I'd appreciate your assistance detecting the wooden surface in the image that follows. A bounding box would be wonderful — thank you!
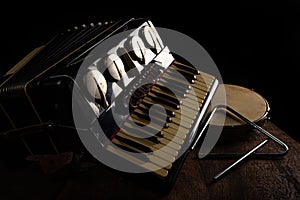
[0,121,299,200]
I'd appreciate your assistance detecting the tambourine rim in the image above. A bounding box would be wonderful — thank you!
[210,84,271,129]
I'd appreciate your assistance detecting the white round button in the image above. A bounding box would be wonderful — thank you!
[140,25,162,53]
[105,53,126,81]
[129,35,146,63]
[83,69,107,100]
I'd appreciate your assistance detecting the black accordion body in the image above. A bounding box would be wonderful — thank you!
[0,18,219,191]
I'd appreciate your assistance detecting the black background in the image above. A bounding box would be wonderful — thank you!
[0,1,299,142]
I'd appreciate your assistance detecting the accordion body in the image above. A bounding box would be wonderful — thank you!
[0,18,219,191]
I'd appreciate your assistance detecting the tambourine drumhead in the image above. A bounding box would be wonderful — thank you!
[209,84,270,128]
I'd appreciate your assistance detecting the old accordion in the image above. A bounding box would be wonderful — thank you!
[0,18,219,190]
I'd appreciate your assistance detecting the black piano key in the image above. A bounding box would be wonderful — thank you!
[154,84,188,98]
[133,109,172,123]
[125,118,165,140]
[137,103,175,118]
[114,135,152,152]
[160,76,191,91]
[146,94,180,110]
[172,61,201,75]
[142,98,177,113]
[165,70,196,84]
[150,90,182,106]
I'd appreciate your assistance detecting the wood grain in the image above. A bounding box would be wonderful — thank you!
[0,121,299,200]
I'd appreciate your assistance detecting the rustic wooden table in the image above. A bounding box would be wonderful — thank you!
[0,121,299,200]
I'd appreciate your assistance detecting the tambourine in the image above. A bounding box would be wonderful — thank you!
[208,84,270,141]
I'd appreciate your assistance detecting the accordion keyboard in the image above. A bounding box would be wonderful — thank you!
[104,60,218,178]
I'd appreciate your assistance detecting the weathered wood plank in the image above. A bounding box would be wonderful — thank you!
[0,122,299,200]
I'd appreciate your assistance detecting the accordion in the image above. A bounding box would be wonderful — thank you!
[0,18,219,191]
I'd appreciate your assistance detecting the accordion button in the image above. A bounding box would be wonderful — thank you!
[105,53,126,81]
[83,69,107,100]
[129,35,146,64]
[140,25,162,54]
